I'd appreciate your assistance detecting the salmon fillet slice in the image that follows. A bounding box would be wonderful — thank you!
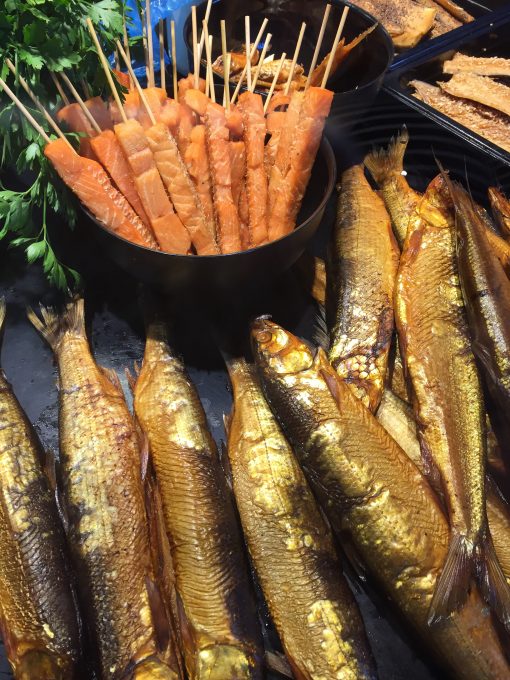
[90,130,152,230]
[146,123,219,255]
[265,110,286,180]
[237,91,268,246]
[230,140,249,247]
[160,98,181,136]
[110,90,140,124]
[137,87,167,128]
[268,86,333,240]
[183,90,244,138]
[183,124,216,230]
[267,91,304,216]
[178,74,206,101]
[57,103,98,160]
[114,119,191,254]
[411,80,510,153]
[44,138,158,249]
[176,102,197,158]
[205,102,242,253]
[443,53,510,77]
[85,96,113,131]
[440,73,510,118]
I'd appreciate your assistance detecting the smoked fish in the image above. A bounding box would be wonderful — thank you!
[364,128,422,248]
[28,299,177,680]
[133,308,263,680]
[327,165,399,411]
[395,175,510,626]
[0,299,82,680]
[251,318,510,680]
[226,358,377,680]
[489,186,510,241]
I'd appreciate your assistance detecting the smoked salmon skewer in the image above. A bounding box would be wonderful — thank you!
[268,87,333,240]
[184,124,216,230]
[205,102,242,253]
[45,138,158,249]
[115,118,191,254]
[237,91,268,246]
[146,123,219,254]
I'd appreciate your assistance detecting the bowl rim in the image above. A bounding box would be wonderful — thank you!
[84,136,337,260]
[182,0,395,98]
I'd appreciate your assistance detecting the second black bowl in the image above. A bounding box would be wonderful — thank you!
[85,138,336,301]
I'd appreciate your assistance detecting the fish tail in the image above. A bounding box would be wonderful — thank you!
[0,297,6,337]
[476,532,510,630]
[428,532,472,625]
[27,297,85,351]
[364,127,409,186]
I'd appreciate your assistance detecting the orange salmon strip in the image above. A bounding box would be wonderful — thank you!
[184,124,216,232]
[45,138,158,249]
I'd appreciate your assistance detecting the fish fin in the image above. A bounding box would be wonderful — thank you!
[345,23,378,51]
[475,532,510,630]
[219,439,234,491]
[139,431,150,482]
[223,412,232,436]
[316,348,344,413]
[364,127,409,186]
[265,651,292,678]
[99,365,122,391]
[313,304,329,350]
[428,532,473,625]
[43,448,57,492]
[125,367,137,395]
[27,297,86,351]
[0,297,5,340]
[145,576,171,653]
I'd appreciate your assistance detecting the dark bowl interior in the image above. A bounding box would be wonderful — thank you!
[85,138,336,301]
[183,0,393,136]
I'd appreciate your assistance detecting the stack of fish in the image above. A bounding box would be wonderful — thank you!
[2,131,510,679]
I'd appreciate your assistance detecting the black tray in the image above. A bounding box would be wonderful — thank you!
[385,7,510,169]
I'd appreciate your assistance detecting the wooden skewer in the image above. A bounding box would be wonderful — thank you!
[284,21,306,95]
[5,60,73,149]
[59,72,101,134]
[220,20,230,110]
[203,22,215,103]
[146,0,155,87]
[86,17,128,124]
[197,0,213,65]
[305,4,331,90]
[141,8,150,84]
[171,19,178,100]
[159,18,166,91]
[321,6,349,88]
[122,12,133,87]
[231,18,268,104]
[50,71,70,106]
[250,32,271,93]
[245,16,251,91]
[0,77,51,143]
[191,6,199,89]
[117,40,157,126]
[264,51,286,113]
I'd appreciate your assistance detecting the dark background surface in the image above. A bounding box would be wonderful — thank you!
[1,41,510,680]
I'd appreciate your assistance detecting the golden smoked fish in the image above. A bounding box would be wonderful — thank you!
[327,165,399,411]
[251,318,510,680]
[489,186,510,242]
[225,358,377,680]
[28,299,177,680]
[0,299,82,680]
[364,129,422,248]
[133,310,262,680]
[395,175,510,626]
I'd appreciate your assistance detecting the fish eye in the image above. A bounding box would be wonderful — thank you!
[255,329,273,344]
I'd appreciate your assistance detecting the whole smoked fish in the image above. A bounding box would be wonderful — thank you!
[134,308,262,679]
[226,358,377,680]
[0,299,82,680]
[395,175,510,626]
[28,299,177,680]
[252,318,510,680]
[327,165,399,411]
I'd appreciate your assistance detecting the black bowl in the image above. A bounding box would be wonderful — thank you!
[85,138,336,299]
[183,0,394,136]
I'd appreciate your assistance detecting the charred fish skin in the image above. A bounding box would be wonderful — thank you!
[489,187,510,241]
[134,315,263,680]
[364,128,422,248]
[251,318,510,680]
[28,299,174,680]
[226,358,377,680]
[327,165,399,412]
[0,299,82,680]
[395,175,510,627]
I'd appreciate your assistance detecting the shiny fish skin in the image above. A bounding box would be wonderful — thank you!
[489,186,510,241]
[364,129,422,248]
[226,358,377,680]
[327,165,399,411]
[28,299,176,680]
[394,175,510,626]
[134,312,262,680]
[0,299,82,680]
[251,318,510,680]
